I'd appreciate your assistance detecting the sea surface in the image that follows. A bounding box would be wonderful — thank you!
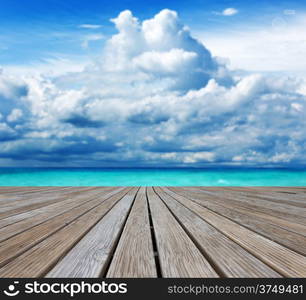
[0,168,305,186]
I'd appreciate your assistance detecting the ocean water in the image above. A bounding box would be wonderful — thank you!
[0,168,305,186]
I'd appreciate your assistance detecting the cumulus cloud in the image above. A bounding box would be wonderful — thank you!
[0,9,305,167]
[100,9,223,91]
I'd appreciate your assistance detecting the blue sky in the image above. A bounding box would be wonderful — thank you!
[0,0,306,167]
[1,0,304,66]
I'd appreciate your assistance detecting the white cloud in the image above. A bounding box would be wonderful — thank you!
[133,48,198,74]
[222,8,238,16]
[0,9,305,167]
[199,15,306,73]
[7,109,23,122]
[215,8,239,16]
[79,24,102,29]
[81,34,105,49]
[0,73,28,100]
[4,56,87,76]
[0,122,15,134]
[270,152,294,163]
[101,9,220,91]
[183,152,216,163]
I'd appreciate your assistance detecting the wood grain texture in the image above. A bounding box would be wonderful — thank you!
[170,187,306,255]
[0,188,117,242]
[47,188,137,278]
[0,187,69,202]
[106,187,157,278]
[194,187,306,222]
[0,188,99,220]
[0,187,305,278]
[155,187,281,278]
[182,187,306,237]
[0,187,88,207]
[147,187,218,278]
[0,187,114,213]
[0,188,130,276]
[162,187,306,277]
[213,187,306,207]
[0,187,77,208]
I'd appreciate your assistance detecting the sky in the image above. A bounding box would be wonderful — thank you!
[0,0,306,167]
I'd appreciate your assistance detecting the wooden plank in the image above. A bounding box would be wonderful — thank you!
[0,187,53,200]
[0,187,106,219]
[147,187,218,278]
[47,188,137,278]
[184,188,306,237]
[207,187,306,199]
[0,187,77,208]
[0,188,117,242]
[185,187,306,222]
[182,186,306,206]
[220,188,306,207]
[0,187,131,277]
[0,187,65,199]
[187,187,306,242]
[0,187,112,227]
[106,187,157,278]
[170,187,306,255]
[0,193,80,221]
[155,187,280,278]
[0,187,128,270]
[0,187,64,193]
[162,187,306,277]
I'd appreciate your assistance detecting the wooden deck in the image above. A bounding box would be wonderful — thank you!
[0,186,305,278]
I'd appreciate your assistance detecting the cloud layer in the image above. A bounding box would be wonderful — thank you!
[0,9,305,167]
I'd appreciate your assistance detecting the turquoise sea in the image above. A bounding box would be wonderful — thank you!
[0,168,305,186]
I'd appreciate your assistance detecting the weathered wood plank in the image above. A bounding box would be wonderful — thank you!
[170,187,306,255]
[47,188,137,278]
[0,187,77,208]
[0,188,117,242]
[0,187,129,272]
[182,188,306,237]
[0,187,75,204]
[0,187,112,226]
[162,187,306,277]
[0,187,65,198]
[155,187,280,278]
[218,188,306,207]
[106,187,157,278]
[0,188,131,277]
[0,187,108,214]
[183,187,306,222]
[147,187,218,278]
[0,197,62,219]
[0,186,304,278]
